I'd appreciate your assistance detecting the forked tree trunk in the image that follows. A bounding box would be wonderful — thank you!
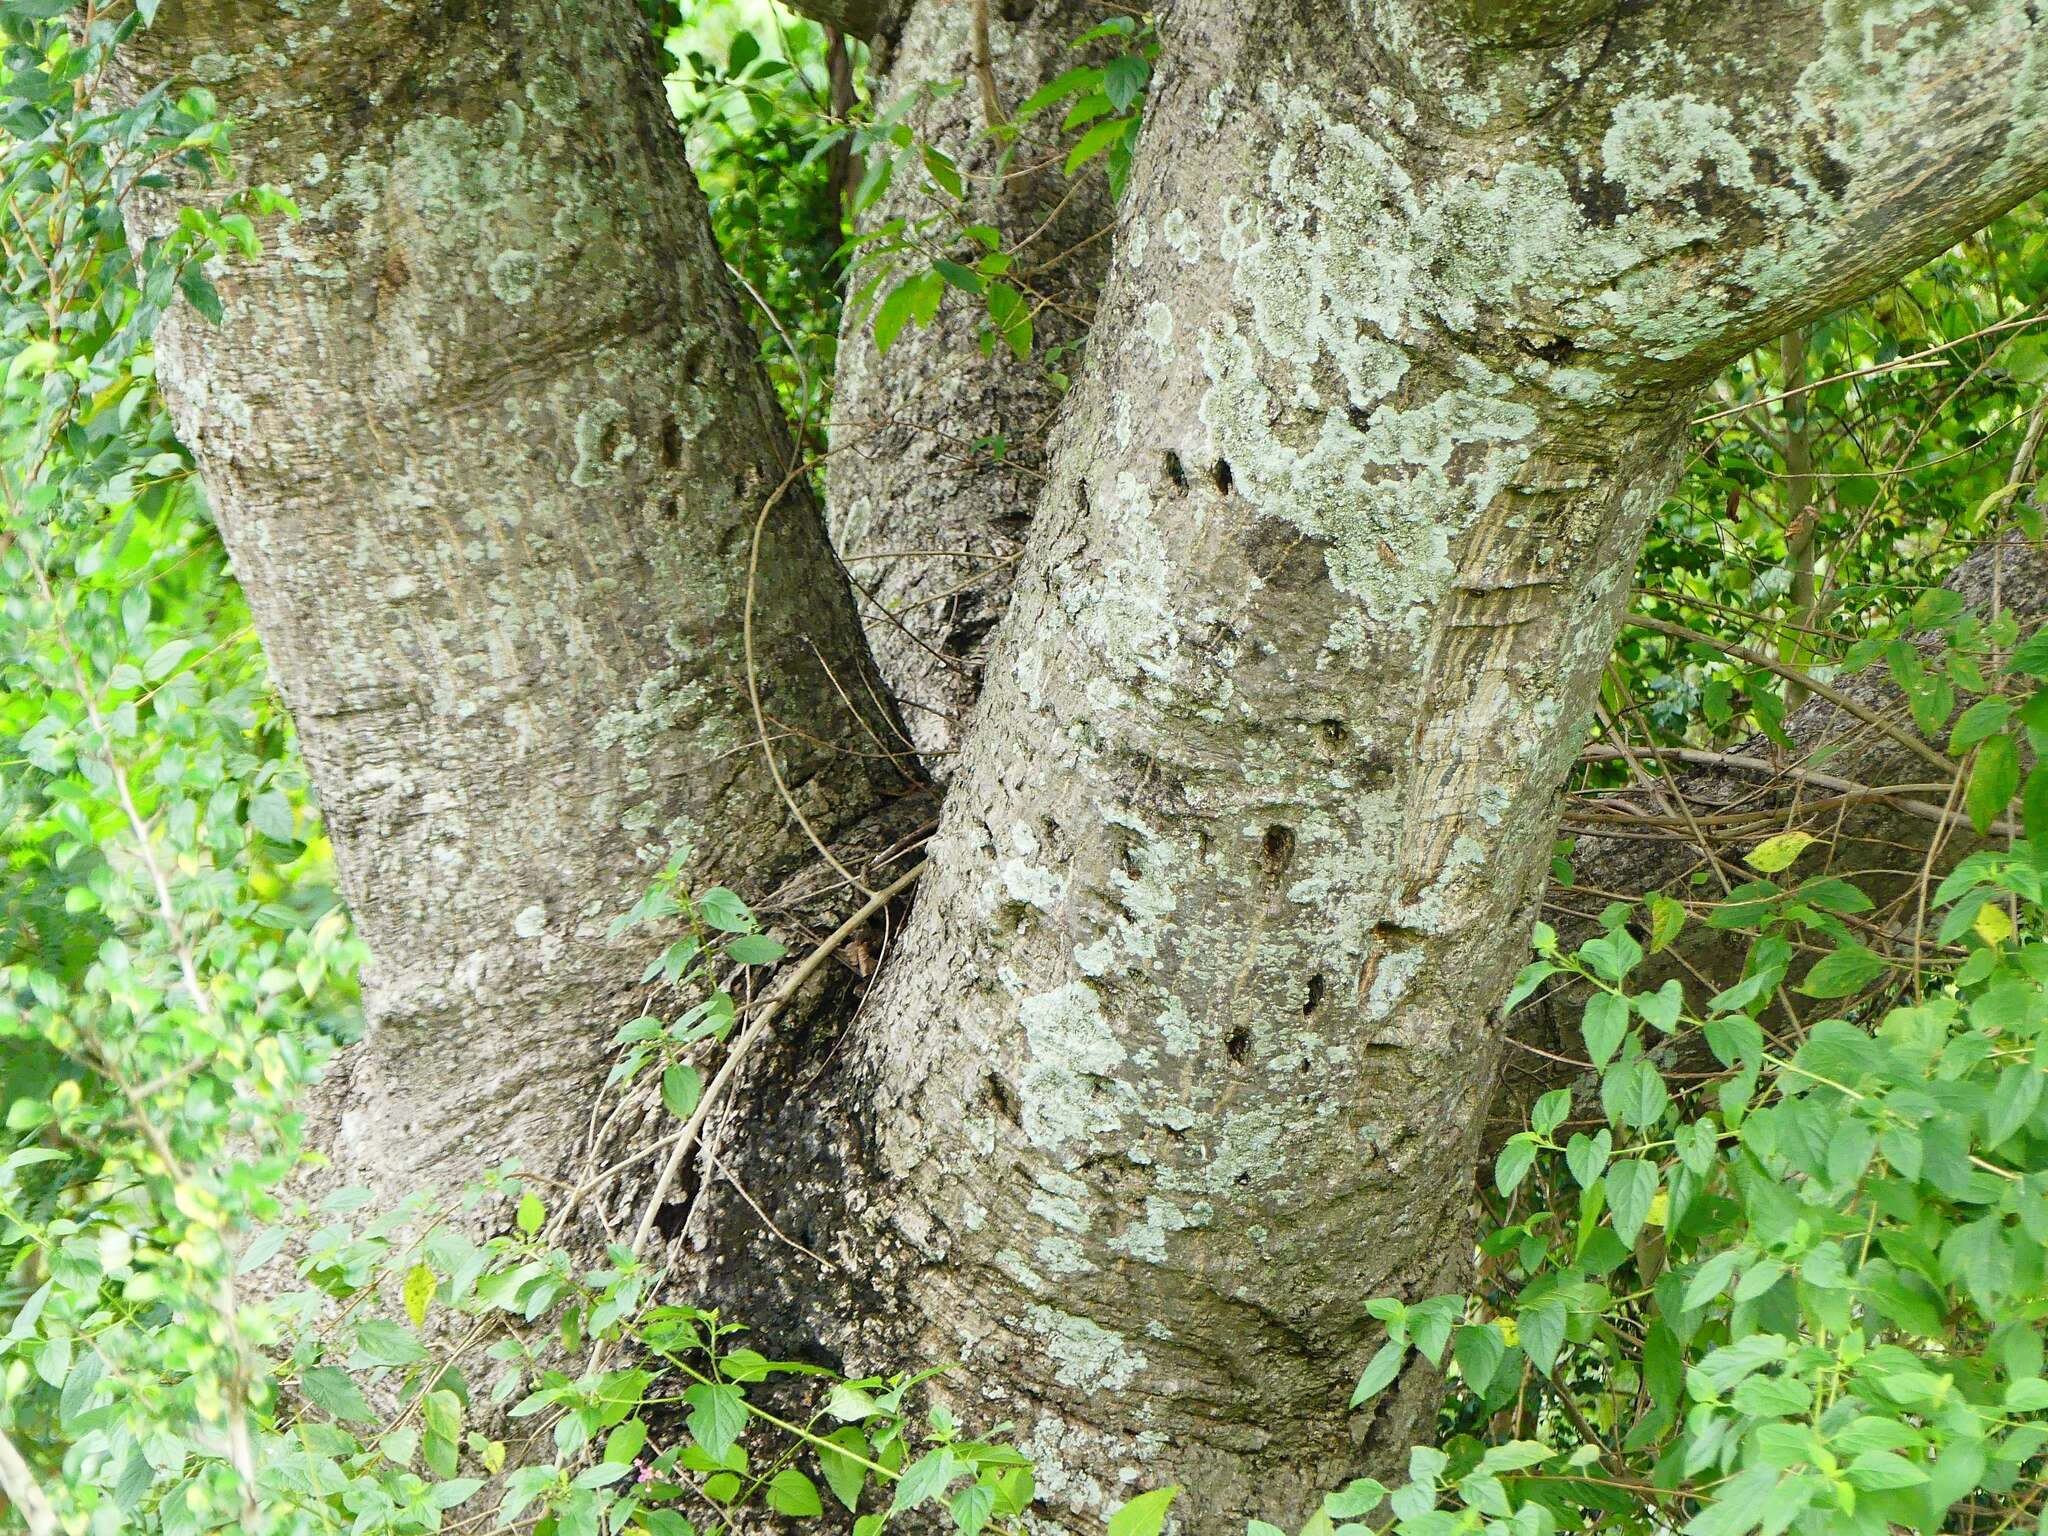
[125,0,2048,1529]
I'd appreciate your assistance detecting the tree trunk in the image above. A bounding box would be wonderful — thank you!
[826,0,1118,768]
[116,0,920,1200]
[800,2,2048,1526]
[123,0,2048,1530]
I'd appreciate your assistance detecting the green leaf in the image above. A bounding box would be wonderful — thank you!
[354,1318,429,1366]
[300,1365,375,1423]
[767,1468,824,1516]
[1682,1249,1743,1310]
[1495,1133,1538,1196]
[697,886,753,932]
[1952,696,2013,752]
[1349,1338,1406,1406]
[662,1063,702,1120]
[820,1425,870,1511]
[2024,763,2048,847]
[952,1482,998,1536]
[724,932,786,965]
[1582,991,1628,1068]
[1519,1301,1566,1375]
[1844,1451,1929,1490]
[1635,978,1683,1033]
[1064,115,1132,176]
[1505,960,1557,1013]
[1453,1323,1506,1395]
[1646,891,1687,952]
[403,1262,435,1327]
[1100,54,1150,112]
[684,1381,747,1459]
[178,268,224,324]
[1602,1060,1667,1128]
[1106,1487,1179,1536]
[894,1449,960,1510]
[517,1191,544,1234]
[1968,733,2021,833]
[248,789,297,843]
[1565,1129,1611,1189]
[1325,1477,1388,1517]
[1795,943,1888,1000]
[2011,625,2048,677]
[1606,1159,1658,1246]
[1014,65,1098,120]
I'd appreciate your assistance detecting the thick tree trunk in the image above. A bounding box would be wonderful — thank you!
[789,2,2048,1527]
[117,0,918,1199]
[826,0,1117,767]
[123,0,2048,1530]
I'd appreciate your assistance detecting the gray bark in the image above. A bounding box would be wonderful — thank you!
[121,0,2048,1531]
[827,0,1117,767]
[810,2,2048,1527]
[117,0,919,1200]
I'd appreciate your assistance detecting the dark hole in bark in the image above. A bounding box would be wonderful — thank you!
[983,1072,1022,1127]
[1347,403,1375,433]
[1212,458,1234,494]
[1163,450,1188,491]
[1303,972,1325,1016]
[665,496,683,521]
[944,614,996,658]
[1226,1024,1251,1063]
[1261,824,1297,877]
[1318,719,1348,748]
[659,416,682,469]
[649,1156,700,1243]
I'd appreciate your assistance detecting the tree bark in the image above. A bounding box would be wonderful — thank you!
[116,0,919,1200]
[121,0,2048,1530]
[826,0,1118,768]
[797,2,2048,1526]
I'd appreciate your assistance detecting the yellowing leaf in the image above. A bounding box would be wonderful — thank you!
[1974,901,2014,947]
[1745,831,1817,873]
[403,1262,435,1327]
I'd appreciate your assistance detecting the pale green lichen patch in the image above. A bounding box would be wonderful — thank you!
[1600,94,1761,202]
[391,104,529,225]
[1022,1304,1148,1391]
[1107,1195,1206,1264]
[571,401,637,488]
[525,58,583,126]
[1016,981,1138,1149]
[488,249,540,304]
